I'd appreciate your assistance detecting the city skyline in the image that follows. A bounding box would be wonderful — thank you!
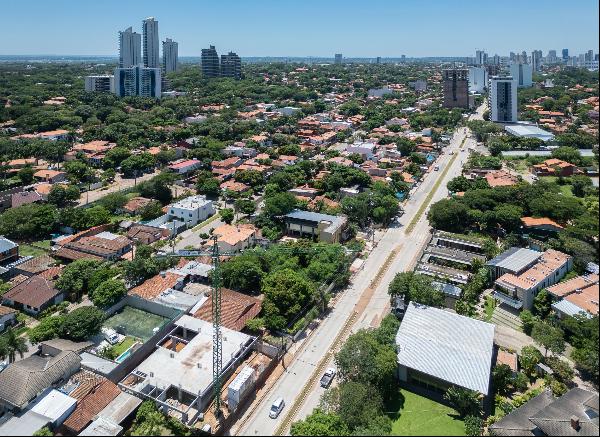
[1,0,598,57]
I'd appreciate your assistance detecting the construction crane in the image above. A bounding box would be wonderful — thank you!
[157,237,357,417]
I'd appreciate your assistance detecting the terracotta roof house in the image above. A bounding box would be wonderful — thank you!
[489,388,599,436]
[55,231,132,262]
[2,274,65,315]
[193,288,262,331]
[0,305,17,332]
[11,190,43,208]
[212,224,258,253]
[13,254,56,276]
[547,274,599,299]
[121,196,154,215]
[127,224,168,245]
[59,379,121,435]
[128,271,186,301]
[532,159,578,177]
[521,217,564,233]
[33,169,68,184]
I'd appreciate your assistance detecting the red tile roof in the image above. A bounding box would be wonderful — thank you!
[193,288,262,331]
[61,380,121,433]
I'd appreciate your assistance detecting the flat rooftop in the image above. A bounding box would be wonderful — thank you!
[396,302,495,394]
[131,315,254,395]
[170,195,212,210]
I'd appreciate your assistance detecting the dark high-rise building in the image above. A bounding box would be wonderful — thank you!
[201,45,221,78]
[220,51,242,79]
[442,69,469,109]
[562,48,569,61]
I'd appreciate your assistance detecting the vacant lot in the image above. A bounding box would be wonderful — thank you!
[387,388,465,436]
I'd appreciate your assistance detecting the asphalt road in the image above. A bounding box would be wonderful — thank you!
[234,104,486,436]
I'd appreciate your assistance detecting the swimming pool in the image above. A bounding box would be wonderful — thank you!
[115,343,136,363]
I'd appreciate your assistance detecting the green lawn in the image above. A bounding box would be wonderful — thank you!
[539,177,574,197]
[111,336,137,357]
[484,296,497,322]
[103,306,168,341]
[387,389,466,436]
[19,240,51,257]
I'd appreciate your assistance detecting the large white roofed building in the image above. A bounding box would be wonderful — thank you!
[395,303,495,396]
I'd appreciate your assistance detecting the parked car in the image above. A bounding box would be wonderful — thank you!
[269,397,285,419]
[434,165,440,171]
[320,367,337,388]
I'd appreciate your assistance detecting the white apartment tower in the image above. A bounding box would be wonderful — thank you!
[468,66,488,93]
[142,17,160,68]
[489,76,518,123]
[509,63,533,88]
[162,38,179,73]
[85,75,115,93]
[119,27,141,68]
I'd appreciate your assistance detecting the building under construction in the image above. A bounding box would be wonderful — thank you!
[442,68,470,109]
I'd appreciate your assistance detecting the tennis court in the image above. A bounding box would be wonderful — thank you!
[104,306,169,341]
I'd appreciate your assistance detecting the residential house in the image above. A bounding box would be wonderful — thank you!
[3,274,64,315]
[193,288,262,331]
[532,159,578,177]
[489,388,599,436]
[0,345,82,412]
[55,230,133,262]
[220,180,251,194]
[0,306,17,332]
[0,237,19,265]
[33,169,68,184]
[284,210,347,243]
[11,129,70,142]
[168,159,202,175]
[127,224,169,245]
[521,217,564,235]
[11,190,43,208]
[166,195,215,227]
[128,271,186,301]
[212,224,258,253]
[121,196,154,215]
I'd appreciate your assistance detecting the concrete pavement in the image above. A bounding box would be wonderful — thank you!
[77,170,160,206]
[233,105,486,436]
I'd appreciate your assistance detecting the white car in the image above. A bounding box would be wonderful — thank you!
[269,397,285,419]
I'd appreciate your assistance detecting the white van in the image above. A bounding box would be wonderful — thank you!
[269,397,285,419]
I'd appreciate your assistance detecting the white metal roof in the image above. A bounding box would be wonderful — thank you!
[30,388,77,421]
[487,247,542,274]
[395,303,495,394]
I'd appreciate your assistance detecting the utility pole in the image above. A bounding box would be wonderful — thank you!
[211,236,223,417]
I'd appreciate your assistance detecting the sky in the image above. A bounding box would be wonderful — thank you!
[1,0,599,57]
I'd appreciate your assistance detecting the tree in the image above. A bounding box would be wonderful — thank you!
[427,198,471,232]
[519,310,536,335]
[18,166,35,184]
[234,198,256,215]
[0,327,29,363]
[47,184,80,207]
[0,203,58,239]
[291,409,349,436]
[532,290,552,318]
[492,364,514,396]
[56,259,101,301]
[373,314,400,347]
[221,256,264,293]
[220,208,235,224]
[120,153,156,178]
[464,415,483,436]
[443,387,481,418]
[388,272,444,307]
[519,345,543,376]
[532,321,565,356]
[264,192,297,219]
[262,269,315,331]
[33,427,53,436]
[196,176,221,197]
[64,160,94,183]
[571,175,593,198]
[138,200,164,220]
[550,146,582,166]
[28,315,66,343]
[60,306,105,341]
[92,279,127,308]
[320,381,385,432]
[334,329,398,394]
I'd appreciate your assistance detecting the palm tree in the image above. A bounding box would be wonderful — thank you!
[0,328,28,363]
